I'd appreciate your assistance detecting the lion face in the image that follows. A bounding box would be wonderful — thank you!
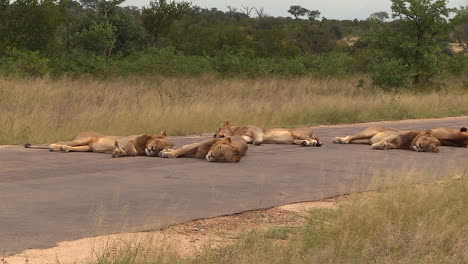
[213,120,232,138]
[205,137,242,163]
[145,132,174,157]
[412,132,440,153]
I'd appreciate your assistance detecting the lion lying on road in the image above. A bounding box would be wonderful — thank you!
[429,127,467,147]
[333,127,440,152]
[25,131,174,158]
[159,136,248,163]
[263,127,322,146]
[214,120,264,145]
[214,120,322,147]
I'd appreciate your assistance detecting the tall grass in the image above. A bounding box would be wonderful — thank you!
[0,76,466,144]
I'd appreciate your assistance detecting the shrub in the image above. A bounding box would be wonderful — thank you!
[370,58,412,90]
[0,49,50,77]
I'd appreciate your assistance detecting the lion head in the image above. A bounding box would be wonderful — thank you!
[412,130,440,153]
[214,120,233,138]
[205,137,242,163]
[145,131,174,157]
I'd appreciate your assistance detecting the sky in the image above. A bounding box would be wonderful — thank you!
[123,0,467,20]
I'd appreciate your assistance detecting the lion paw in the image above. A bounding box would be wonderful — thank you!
[301,140,318,147]
[253,140,262,146]
[60,146,70,153]
[372,142,388,150]
[159,149,175,158]
[333,137,346,144]
[49,144,63,152]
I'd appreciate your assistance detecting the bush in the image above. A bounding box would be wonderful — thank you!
[113,47,213,76]
[370,58,412,90]
[303,52,355,77]
[444,53,468,76]
[215,52,308,78]
[0,49,50,77]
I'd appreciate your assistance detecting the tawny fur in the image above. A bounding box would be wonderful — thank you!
[214,120,322,146]
[429,127,468,147]
[26,131,173,158]
[214,120,264,145]
[333,127,440,152]
[159,136,247,163]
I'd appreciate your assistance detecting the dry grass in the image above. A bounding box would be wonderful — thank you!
[0,76,466,144]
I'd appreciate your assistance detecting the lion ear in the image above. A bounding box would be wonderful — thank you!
[223,137,232,143]
[223,120,230,126]
[425,130,432,136]
[160,131,167,137]
[460,127,467,132]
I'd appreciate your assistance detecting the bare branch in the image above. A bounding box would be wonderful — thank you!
[241,5,254,17]
[254,7,266,18]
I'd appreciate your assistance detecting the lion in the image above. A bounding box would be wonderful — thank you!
[214,120,322,147]
[332,127,440,152]
[214,120,264,145]
[112,132,174,158]
[429,127,468,147]
[263,127,322,146]
[25,131,174,158]
[159,136,248,163]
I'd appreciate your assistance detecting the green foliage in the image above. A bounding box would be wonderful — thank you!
[71,22,116,57]
[288,5,309,20]
[444,53,468,76]
[114,47,213,76]
[304,52,356,76]
[142,0,191,42]
[0,0,66,54]
[0,0,465,79]
[215,52,308,78]
[0,49,50,77]
[367,0,463,89]
[370,58,412,90]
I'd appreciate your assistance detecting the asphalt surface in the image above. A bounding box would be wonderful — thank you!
[1,117,467,255]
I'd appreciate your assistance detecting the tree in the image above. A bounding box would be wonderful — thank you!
[288,5,309,19]
[368,11,389,22]
[241,5,254,17]
[368,0,461,87]
[0,0,67,54]
[254,7,266,18]
[307,10,320,22]
[142,0,191,43]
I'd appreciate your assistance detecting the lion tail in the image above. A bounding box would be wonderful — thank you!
[24,143,50,149]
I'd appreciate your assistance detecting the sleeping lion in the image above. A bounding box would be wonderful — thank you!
[332,127,440,152]
[214,120,322,147]
[429,127,467,147]
[159,136,248,163]
[25,131,174,158]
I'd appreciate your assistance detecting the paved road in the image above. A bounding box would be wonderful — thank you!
[1,117,467,254]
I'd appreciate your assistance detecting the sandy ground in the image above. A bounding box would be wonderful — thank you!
[1,196,348,264]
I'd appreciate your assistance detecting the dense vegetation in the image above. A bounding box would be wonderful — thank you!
[0,0,466,88]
